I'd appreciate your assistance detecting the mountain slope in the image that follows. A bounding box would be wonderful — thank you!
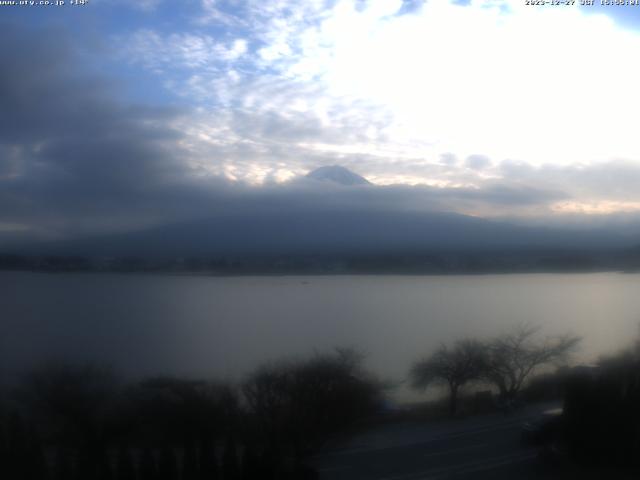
[20,209,635,259]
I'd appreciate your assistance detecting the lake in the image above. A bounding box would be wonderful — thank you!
[2,271,639,400]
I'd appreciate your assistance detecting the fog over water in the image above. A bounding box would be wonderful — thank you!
[2,271,639,400]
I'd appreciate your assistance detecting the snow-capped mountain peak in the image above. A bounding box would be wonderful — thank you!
[305,165,371,186]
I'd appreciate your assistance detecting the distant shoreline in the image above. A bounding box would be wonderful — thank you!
[2,249,639,276]
[0,266,632,277]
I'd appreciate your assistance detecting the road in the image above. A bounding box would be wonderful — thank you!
[312,403,566,480]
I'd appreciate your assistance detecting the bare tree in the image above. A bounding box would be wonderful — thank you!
[483,325,580,401]
[18,363,119,444]
[410,339,486,416]
[242,348,383,451]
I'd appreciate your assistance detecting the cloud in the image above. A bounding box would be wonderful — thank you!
[439,153,458,166]
[135,0,164,11]
[0,22,201,239]
[124,30,248,74]
[93,0,164,11]
[5,4,640,247]
[465,155,491,170]
[0,16,622,246]
[0,15,567,247]
[113,0,640,192]
[498,159,640,215]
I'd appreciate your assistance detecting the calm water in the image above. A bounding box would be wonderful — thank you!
[2,271,639,399]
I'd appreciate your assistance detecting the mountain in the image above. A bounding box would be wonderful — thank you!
[306,165,371,186]
[6,164,640,265]
[18,209,634,260]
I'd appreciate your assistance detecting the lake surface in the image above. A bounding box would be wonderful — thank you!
[2,271,639,400]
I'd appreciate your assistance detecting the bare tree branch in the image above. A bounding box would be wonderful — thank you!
[483,325,580,400]
[410,339,485,416]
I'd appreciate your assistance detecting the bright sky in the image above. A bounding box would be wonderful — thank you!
[4,0,640,239]
[123,0,640,186]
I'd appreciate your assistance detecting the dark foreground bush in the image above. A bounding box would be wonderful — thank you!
[0,349,382,479]
[563,356,640,468]
[243,348,384,454]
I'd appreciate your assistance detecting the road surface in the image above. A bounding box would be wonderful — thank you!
[312,403,566,480]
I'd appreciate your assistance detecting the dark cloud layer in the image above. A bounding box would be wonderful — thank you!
[0,22,196,238]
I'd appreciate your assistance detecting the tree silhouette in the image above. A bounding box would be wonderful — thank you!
[242,348,382,451]
[182,439,199,480]
[483,325,580,401]
[222,436,240,480]
[125,377,237,448]
[139,447,158,480]
[198,436,218,480]
[22,424,48,480]
[19,363,118,446]
[410,339,486,416]
[75,441,113,480]
[53,447,74,480]
[0,419,7,478]
[95,446,114,480]
[7,413,29,479]
[158,446,179,480]
[258,445,279,480]
[240,443,260,480]
[116,445,136,480]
